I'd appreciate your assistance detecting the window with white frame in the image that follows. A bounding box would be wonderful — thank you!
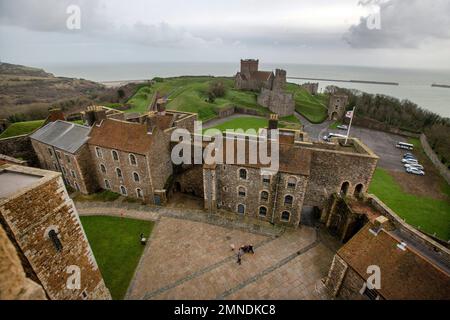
[129,154,137,166]
[112,150,119,161]
[95,147,103,158]
[120,185,127,196]
[116,168,123,179]
[133,172,140,183]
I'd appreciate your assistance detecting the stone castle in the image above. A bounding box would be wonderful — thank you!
[328,94,349,120]
[29,107,378,228]
[235,59,295,117]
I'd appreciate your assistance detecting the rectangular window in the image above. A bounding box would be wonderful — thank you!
[56,151,61,159]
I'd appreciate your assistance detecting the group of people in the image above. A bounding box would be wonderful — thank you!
[231,244,255,265]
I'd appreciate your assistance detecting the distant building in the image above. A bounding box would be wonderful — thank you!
[302,82,319,95]
[0,165,111,300]
[328,94,349,120]
[235,59,295,117]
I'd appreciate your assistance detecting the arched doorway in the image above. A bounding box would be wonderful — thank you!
[354,184,364,198]
[340,182,350,197]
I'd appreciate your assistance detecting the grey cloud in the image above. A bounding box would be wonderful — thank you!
[344,0,450,48]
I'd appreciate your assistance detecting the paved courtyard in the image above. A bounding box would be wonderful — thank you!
[126,217,336,300]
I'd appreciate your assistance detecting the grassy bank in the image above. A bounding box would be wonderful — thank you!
[126,77,327,123]
[204,116,302,134]
[0,120,45,139]
[80,216,154,300]
[369,168,450,241]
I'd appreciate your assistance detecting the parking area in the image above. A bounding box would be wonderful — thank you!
[350,126,407,171]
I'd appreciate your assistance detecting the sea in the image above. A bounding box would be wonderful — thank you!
[41,62,450,119]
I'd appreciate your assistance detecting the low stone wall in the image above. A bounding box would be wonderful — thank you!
[368,195,450,263]
[420,134,450,185]
[0,135,38,166]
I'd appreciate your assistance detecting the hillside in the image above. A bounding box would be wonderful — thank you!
[125,76,328,122]
[0,63,132,122]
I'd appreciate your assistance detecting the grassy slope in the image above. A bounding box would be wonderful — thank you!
[0,119,85,139]
[126,77,323,123]
[369,168,450,241]
[285,84,328,123]
[80,216,154,300]
[0,120,45,138]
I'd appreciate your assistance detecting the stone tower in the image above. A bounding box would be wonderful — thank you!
[272,69,287,91]
[240,59,259,78]
[0,165,111,300]
[328,94,349,121]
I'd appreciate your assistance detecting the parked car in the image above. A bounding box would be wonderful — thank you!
[402,158,419,164]
[323,133,348,142]
[404,164,424,170]
[337,125,348,130]
[406,167,425,176]
[404,153,414,158]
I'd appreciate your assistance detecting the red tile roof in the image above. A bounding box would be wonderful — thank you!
[88,119,153,155]
[338,224,450,300]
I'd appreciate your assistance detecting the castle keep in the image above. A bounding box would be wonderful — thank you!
[235,59,295,117]
[0,165,111,300]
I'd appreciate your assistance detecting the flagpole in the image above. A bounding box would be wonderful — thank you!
[345,107,356,145]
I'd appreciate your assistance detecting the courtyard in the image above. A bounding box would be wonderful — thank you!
[125,217,337,300]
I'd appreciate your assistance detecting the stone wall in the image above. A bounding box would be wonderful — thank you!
[212,165,308,227]
[420,133,450,185]
[31,140,95,195]
[89,144,153,204]
[0,224,47,300]
[0,135,38,166]
[174,165,204,197]
[303,144,378,208]
[0,169,111,300]
[257,88,295,117]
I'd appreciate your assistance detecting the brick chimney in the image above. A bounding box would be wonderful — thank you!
[268,114,279,130]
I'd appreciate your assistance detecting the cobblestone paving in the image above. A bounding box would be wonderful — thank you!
[75,201,336,300]
[126,218,334,300]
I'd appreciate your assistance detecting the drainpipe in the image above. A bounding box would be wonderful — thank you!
[270,173,281,225]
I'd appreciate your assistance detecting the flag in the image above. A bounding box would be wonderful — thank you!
[346,110,354,118]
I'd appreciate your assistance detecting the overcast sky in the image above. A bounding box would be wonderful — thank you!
[1,0,450,69]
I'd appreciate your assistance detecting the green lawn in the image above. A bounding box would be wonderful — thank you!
[369,168,450,241]
[0,120,45,139]
[80,216,154,300]
[126,77,326,123]
[286,84,329,123]
[204,117,269,134]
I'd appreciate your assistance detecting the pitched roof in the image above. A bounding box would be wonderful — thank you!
[338,224,450,300]
[88,119,153,155]
[30,121,90,154]
[200,135,311,176]
[251,71,273,82]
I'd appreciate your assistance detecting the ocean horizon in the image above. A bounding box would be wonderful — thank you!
[40,62,450,118]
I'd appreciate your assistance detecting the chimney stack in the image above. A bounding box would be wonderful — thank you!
[268,114,279,130]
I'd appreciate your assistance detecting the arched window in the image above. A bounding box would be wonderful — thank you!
[284,195,293,206]
[104,179,111,190]
[354,184,364,198]
[112,150,119,161]
[287,177,297,189]
[260,191,269,201]
[237,204,245,214]
[136,188,143,198]
[262,175,271,185]
[281,211,291,222]
[95,147,102,158]
[340,182,350,196]
[259,206,268,217]
[239,168,247,180]
[238,186,246,197]
[74,182,80,191]
[100,164,106,174]
[129,154,137,166]
[116,168,123,179]
[133,172,140,183]
[48,229,63,252]
[120,185,127,196]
